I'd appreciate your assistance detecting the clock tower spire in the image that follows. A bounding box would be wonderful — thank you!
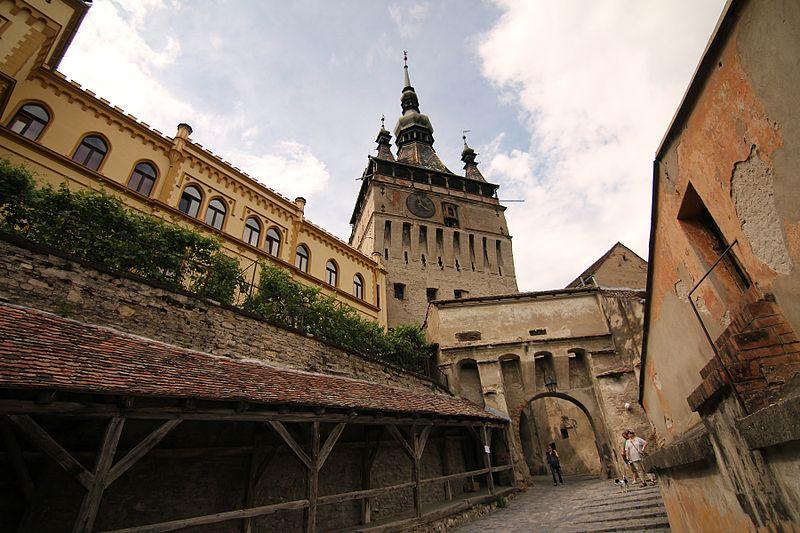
[349,56,518,327]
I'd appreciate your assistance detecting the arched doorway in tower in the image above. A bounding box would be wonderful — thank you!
[519,392,605,477]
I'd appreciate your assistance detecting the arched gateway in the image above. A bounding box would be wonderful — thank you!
[516,391,615,479]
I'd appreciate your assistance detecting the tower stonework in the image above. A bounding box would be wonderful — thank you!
[349,60,518,327]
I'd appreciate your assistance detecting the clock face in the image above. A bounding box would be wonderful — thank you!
[406,193,435,218]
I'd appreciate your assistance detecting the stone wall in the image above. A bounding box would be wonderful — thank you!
[0,235,443,394]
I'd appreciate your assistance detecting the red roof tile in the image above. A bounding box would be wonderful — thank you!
[0,304,499,421]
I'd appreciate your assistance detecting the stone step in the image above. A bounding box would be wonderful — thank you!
[562,515,671,533]
[572,508,668,525]
[577,495,665,513]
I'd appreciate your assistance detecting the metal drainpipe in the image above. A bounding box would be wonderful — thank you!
[686,239,746,410]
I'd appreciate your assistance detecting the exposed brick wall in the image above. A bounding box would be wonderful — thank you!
[688,296,800,414]
[0,236,444,395]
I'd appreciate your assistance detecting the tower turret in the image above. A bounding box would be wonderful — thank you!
[375,115,395,161]
[461,134,486,182]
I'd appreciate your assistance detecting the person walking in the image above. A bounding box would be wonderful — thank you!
[621,431,638,483]
[545,442,564,486]
[624,430,651,487]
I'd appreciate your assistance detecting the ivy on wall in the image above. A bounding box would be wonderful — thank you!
[0,160,434,374]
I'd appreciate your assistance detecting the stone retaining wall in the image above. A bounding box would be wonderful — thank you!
[0,235,444,394]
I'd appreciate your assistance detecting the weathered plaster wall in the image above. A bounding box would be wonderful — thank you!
[592,245,648,289]
[642,1,800,530]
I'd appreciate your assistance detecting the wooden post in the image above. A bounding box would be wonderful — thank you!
[73,416,125,533]
[361,428,381,525]
[306,421,320,533]
[437,433,453,501]
[411,426,422,517]
[480,425,495,495]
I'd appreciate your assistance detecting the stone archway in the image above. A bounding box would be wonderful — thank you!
[515,391,615,479]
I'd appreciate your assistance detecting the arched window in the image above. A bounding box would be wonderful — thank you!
[243,217,261,246]
[326,260,338,286]
[178,186,202,217]
[295,245,309,272]
[72,135,108,171]
[127,161,158,196]
[9,103,49,140]
[265,228,281,256]
[204,198,227,230]
[353,274,364,300]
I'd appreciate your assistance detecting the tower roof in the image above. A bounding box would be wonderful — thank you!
[461,134,485,182]
[375,115,395,161]
[393,52,451,173]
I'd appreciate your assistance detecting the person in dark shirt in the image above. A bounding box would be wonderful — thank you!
[545,442,563,486]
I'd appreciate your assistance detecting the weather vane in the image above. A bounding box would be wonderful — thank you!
[403,50,408,66]
[462,129,471,145]
[381,114,385,128]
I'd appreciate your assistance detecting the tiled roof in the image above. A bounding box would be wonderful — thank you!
[0,304,499,421]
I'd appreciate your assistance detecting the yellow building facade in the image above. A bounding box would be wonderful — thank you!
[0,0,387,325]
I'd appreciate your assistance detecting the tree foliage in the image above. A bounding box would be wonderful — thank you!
[0,160,435,372]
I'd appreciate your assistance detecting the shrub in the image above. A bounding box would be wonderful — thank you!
[245,262,433,372]
[0,160,244,305]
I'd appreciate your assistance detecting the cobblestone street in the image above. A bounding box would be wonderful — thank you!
[454,476,670,533]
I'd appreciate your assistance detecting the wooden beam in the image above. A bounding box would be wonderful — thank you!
[268,421,311,470]
[73,417,125,533]
[437,436,452,501]
[317,422,345,471]
[1,418,34,501]
[361,428,382,525]
[386,425,414,460]
[306,420,320,533]
[416,425,432,460]
[480,425,495,495]
[419,467,491,486]
[106,419,181,486]
[0,399,508,429]
[99,499,309,533]
[8,414,93,489]
[318,481,417,506]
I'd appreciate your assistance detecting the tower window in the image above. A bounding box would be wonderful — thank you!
[443,203,459,228]
[10,103,50,141]
[454,289,468,299]
[482,236,490,268]
[394,283,406,300]
[427,288,438,301]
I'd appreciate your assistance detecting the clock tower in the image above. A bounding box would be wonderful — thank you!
[349,56,518,327]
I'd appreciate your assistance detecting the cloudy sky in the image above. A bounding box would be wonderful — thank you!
[60,0,726,290]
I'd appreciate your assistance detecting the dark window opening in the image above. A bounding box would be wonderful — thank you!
[393,283,405,300]
[560,428,570,439]
[678,183,750,292]
[426,288,438,301]
[529,328,547,336]
[454,289,468,299]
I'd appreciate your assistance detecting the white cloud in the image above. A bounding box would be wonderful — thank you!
[59,1,330,199]
[231,141,330,198]
[478,0,726,290]
[389,3,431,39]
